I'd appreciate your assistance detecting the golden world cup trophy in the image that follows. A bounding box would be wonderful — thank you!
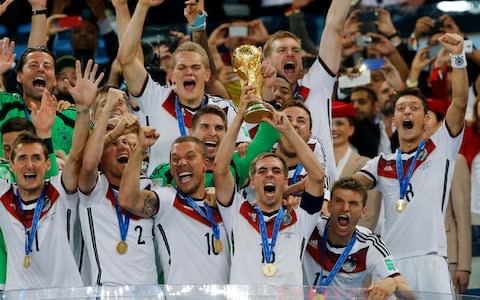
[232,45,273,123]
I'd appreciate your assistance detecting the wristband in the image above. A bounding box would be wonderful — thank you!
[32,8,48,16]
[42,138,54,154]
[450,51,467,68]
[406,78,418,88]
[188,11,207,32]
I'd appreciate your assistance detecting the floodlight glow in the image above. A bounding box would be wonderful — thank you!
[436,1,472,12]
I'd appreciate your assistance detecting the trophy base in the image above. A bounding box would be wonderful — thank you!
[244,102,273,124]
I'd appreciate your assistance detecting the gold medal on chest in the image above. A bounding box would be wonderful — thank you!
[214,239,223,253]
[23,255,31,268]
[263,263,276,277]
[395,199,407,212]
[116,241,128,255]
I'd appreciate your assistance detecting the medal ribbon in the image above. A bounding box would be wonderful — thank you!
[178,191,220,240]
[254,206,285,264]
[291,163,304,185]
[175,95,207,137]
[396,140,426,200]
[15,185,47,258]
[320,222,357,287]
[113,189,131,242]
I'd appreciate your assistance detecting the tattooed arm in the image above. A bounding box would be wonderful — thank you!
[118,126,161,217]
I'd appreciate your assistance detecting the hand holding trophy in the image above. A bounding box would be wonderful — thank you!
[232,45,273,123]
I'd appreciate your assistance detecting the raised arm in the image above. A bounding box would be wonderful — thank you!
[30,89,59,179]
[0,38,15,91]
[62,60,103,193]
[266,110,325,197]
[214,84,257,205]
[78,88,124,194]
[352,172,375,190]
[318,0,350,74]
[0,0,13,16]
[440,33,469,136]
[112,0,144,63]
[119,126,160,217]
[28,0,48,47]
[185,0,216,77]
[117,0,164,96]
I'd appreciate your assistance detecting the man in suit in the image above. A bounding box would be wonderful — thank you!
[331,101,382,231]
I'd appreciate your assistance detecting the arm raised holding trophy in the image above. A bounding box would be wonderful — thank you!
[232,45,275,123]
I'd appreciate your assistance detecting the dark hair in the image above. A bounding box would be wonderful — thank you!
[393,87,428,114]
[331,177,368,207]
[10,132,49,162]
[281,100,313,131]
[191,105,227,131]
[249,152,288,178]
[351,86,378,103]
[1,118,36,135]
[16,46,56,74]
[170,136,207,161]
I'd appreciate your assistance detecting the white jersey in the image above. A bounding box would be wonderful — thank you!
[78,173,157,286]
[218,192,322,285]
[153,186,229,284]
[0,175,82,290]
[303,218,399,297]
[299,57,338,185]
[359,122,463,258]
[241,137,331,201]
[133,75,251,175]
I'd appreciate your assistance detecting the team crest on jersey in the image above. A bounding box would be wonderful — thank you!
[308,239,318,249]
[341,256,357,272]
[42,196,51,212]
[417,148,428,161]
[384,165,393,172]
[249,212,257,222]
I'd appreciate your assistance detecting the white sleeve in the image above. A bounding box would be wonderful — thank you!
[368,242,399,280]
[152,186,176,220]
[359,156,381,189]
[49,174,78,210]
[431,121,464,162]
[134,74,173,114]
[299,58,337,183]
[217,193,243,233]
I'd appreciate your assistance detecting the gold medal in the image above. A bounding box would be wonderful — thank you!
[263,263,276,277]
[312,294,325,300]
[395,199,407,212]
[214,239,223,253]
[116,241,128,255]
[23,255,31,268]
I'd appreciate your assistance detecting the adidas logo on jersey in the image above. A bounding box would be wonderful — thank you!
[308,239,318,249]
[384,165,393,172]
[249,212,257,222]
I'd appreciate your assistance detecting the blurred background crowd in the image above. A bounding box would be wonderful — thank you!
[0,0,479,295]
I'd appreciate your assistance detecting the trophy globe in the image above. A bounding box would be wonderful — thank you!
[232,45,273,123]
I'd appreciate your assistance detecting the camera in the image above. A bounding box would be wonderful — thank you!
[356,8,378,34]
[427,18,443,36]
[356,9,378,23]
[356,35,372,47]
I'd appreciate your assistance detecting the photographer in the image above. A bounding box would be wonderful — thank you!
[341,8,410,81]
